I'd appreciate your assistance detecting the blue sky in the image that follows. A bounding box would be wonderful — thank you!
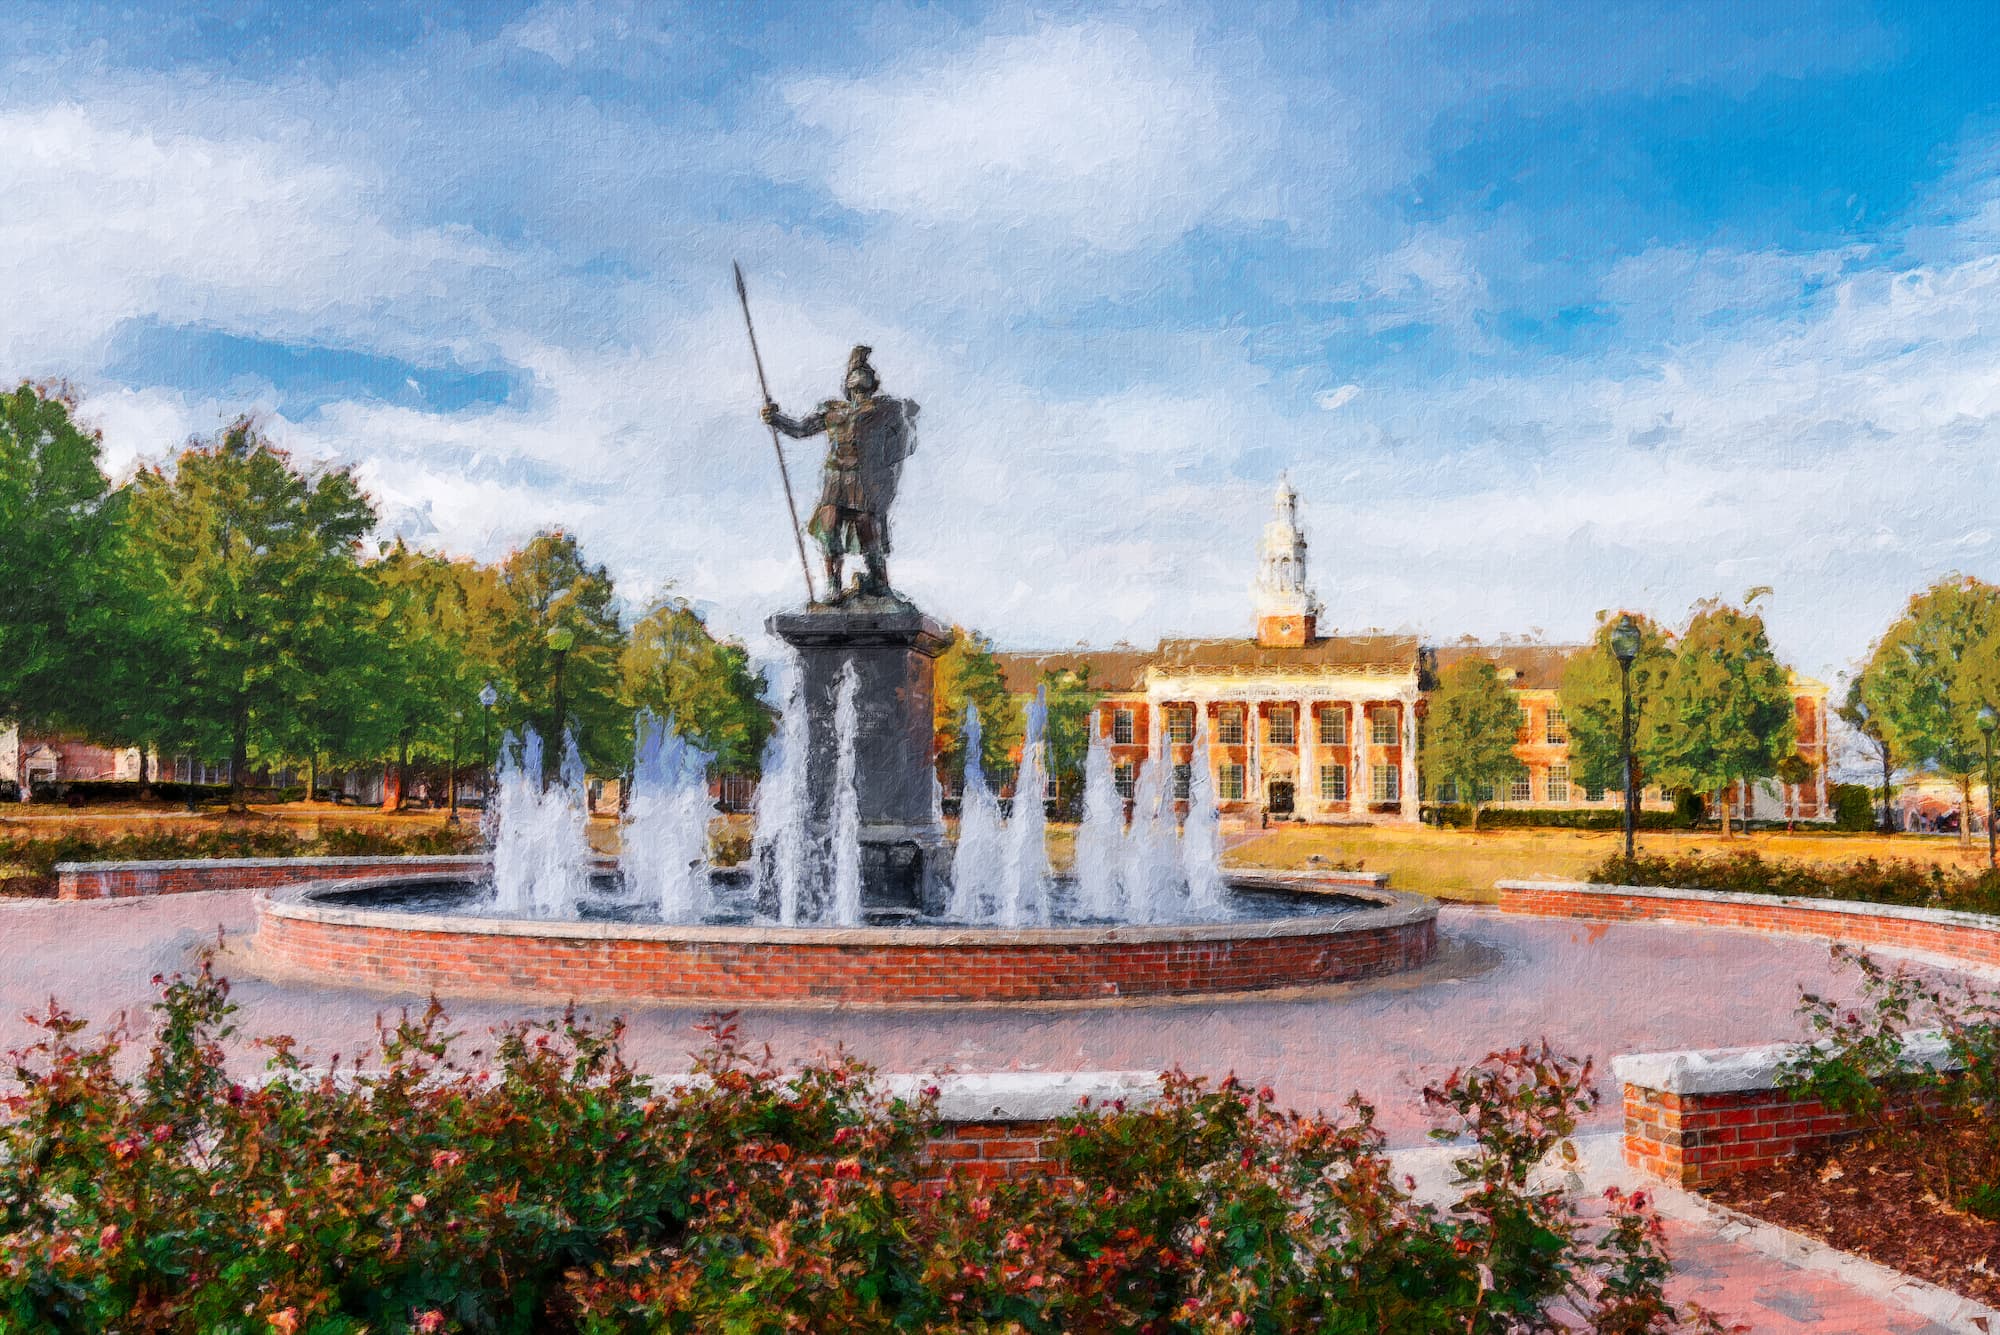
[7,1,2000,684]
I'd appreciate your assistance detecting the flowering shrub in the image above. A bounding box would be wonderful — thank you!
[1592,850,2000,915]
[1781,946,2000,1219]
[2,965,1728,1332]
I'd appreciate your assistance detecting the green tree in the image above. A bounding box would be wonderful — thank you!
[1556,611,1676,797]
[1038,665,1099,819]
[352,544,503,808]
[1857,577,2000,846]
[1836,674,1896,834]
[0,383,119,727]
[122,419,377,810]
[932,627,1020,787]
[1420,656,1524,830]
[621,598,775,774]
[492,530,625,780]
[1643,600,1797,838]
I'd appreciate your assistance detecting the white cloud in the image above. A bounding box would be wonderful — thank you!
[0,103,501,374]
[1316,384,1361,412]
[775,22,1280,251]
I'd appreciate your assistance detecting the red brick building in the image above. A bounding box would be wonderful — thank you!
[991,480,1830,825]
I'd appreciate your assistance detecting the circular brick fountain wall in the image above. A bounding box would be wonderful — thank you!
[253,871,1438,1008]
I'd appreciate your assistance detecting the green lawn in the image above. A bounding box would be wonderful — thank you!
[1221,823,1994,903]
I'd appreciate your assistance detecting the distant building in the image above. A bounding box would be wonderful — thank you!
[990,479,1830,825]
[0,723,146,796]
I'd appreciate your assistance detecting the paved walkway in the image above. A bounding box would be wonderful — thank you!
[2,891,1990,1331]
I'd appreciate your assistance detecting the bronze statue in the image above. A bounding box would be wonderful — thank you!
[761,346,919,600]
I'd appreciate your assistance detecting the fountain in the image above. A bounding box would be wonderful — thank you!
[252,341,1437,1005]
[623,712,714,923]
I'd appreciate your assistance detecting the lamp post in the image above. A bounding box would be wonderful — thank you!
[547,627,576,774]
[478,681,499,806]
[1979,705,1997,871]
[1610,614,1643,862]
[446,709,464,826]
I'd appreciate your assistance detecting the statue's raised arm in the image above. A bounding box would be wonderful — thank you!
[756,345,918,602]
[761,401,827,440]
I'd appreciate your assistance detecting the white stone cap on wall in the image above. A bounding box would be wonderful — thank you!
[252,1067,1164,1124]
[877,1071,1164,1122]
[1495,879,2000,934]
[1612,1031,1957,1097]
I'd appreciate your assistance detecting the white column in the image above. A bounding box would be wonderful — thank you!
[1352,699,1369,818]
[1300,701,1317,821]
[1400,697,1420,822]
[1247,697,1262,812]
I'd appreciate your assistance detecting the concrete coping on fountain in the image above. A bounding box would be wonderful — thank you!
[260,869,1432,947]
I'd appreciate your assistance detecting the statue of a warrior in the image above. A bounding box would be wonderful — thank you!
[761,346,919,601]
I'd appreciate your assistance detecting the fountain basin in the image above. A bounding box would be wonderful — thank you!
[252,870,1438,1008]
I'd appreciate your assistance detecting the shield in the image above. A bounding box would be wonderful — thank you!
[854,397,919,552]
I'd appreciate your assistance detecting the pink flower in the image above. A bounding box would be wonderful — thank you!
[430,1149,463,1171]
[414,1312,445,1333]
[98,1224,121,1249]
[269,1310,300,1334]
[409,1193,428,1211]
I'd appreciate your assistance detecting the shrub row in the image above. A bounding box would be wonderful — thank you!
[0,966,1728,1334]
[1423,804,1687,831]
[0,825,486,895]
[1590,850,2000,915]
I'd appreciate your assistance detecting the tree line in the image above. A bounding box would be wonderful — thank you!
[1425,598,1799,834]
[0,384,772,808]
[1426,578,2000,841]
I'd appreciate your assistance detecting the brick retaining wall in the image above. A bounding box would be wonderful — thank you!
[254,876,1437,1007]
[1497,881,1996,1186]
[1613,1035,1954,1187]
[1495,879,2000,970]
[57,855,491,901]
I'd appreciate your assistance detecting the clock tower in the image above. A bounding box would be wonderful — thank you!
[1253,476,1321,647]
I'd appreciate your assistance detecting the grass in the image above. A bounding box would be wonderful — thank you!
[12,805,1992,907]
[1221,823,1997,904]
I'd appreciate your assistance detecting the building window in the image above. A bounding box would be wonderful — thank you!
[1186,763,1208,801]
[1584,783,1605,803]
[1475,780,1496,803]
[1510,775,1533,803]
[1268,707,1295,745]
[1545,765,1570,804]
[1112,709,1134,745]
[1045,770,1060,801]
[1321,708,1346,745]
[1370,708,1397,746]
[1545,706,1567,745]
[1320,763,1347,801]
[1216,709,1244,746]
[1169,707,1196,744]
[1437,778,1459,803]
[1114,763,1135,799]
[1372,764,1399,803]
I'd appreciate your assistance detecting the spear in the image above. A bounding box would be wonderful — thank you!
[733,261,817,605]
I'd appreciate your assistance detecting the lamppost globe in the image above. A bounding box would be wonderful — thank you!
[1610,613,1642,666]
[1980,705,1997,737]
[479,682,498,710]
[546,627,576,654]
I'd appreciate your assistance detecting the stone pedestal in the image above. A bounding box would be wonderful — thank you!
[768,595,951,916]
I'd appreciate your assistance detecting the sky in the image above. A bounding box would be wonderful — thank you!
[7,1,2000,684]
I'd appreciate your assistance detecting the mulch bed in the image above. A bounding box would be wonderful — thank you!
[1704,1136,2000,1307]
